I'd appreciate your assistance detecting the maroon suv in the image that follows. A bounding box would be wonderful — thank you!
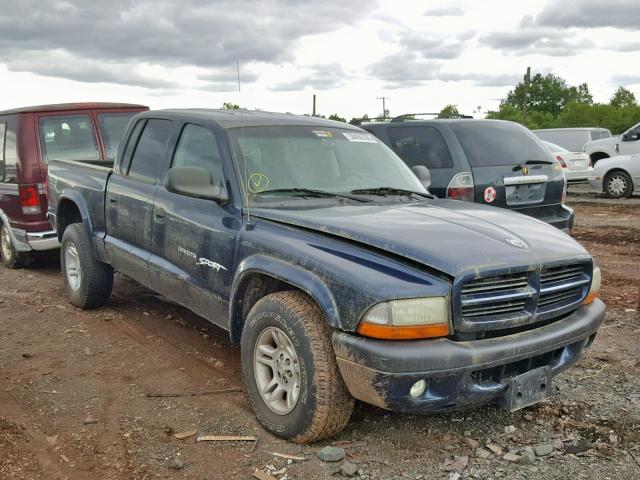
[0,102,148,268]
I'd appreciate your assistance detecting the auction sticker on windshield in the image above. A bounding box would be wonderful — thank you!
[342,132,378,143]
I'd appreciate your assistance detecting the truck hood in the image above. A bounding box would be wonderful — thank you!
[251,200,590,277]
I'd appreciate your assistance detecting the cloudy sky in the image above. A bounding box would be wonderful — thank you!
[0,0,638,119]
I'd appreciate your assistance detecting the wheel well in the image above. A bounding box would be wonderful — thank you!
[590,152,609,164]
[56,200,83,241]
[229,273,303,344]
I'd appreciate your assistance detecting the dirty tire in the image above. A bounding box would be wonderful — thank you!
[61,223,113,309]
[241,290,354,443]
[0,223,31,269]
[604,170,633,199]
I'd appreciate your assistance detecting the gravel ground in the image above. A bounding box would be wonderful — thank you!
[1,185,639,480]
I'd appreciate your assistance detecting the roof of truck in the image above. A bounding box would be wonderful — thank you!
[147,108,362,130]
[0,102,148,116]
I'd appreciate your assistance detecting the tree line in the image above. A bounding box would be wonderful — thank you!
[223,74,639,134]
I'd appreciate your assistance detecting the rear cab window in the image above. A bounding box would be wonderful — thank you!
[387,126,453,169]
[449,122,551,167]
[97,112,139,161]
[127,119,173,183]
[39,115,100,163]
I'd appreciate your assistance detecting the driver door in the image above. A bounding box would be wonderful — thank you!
[619,123,640,155]
[149,123,241,329]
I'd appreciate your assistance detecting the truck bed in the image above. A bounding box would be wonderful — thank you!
[47,159,113,241]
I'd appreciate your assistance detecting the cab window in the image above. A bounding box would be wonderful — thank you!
[172,124,223,183]
[127,119,173,183]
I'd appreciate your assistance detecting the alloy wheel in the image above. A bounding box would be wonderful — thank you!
[253,326,301,415]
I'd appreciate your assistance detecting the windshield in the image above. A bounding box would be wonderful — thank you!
[450,122,553,167]
[227,125,426,201]
[97,112,138,161]
[542,141,569,153]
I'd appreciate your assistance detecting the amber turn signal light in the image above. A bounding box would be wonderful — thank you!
[357,322,449,340]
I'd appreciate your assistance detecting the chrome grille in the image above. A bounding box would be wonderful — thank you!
[539,264,589,312]
[460,272,533,320]
[457,263,591,333]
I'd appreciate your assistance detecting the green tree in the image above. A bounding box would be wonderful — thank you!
[610,87,637,109]
[328,114,347,123]
[437,104,460,118]
[505,73,592,116]
[223,102,240,109]
[348,114,370,125]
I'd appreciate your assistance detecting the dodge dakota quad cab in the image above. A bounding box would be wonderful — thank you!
[47,109,606,443]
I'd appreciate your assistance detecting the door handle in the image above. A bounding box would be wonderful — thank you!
[109,198,117,205]
[154,212,166,223]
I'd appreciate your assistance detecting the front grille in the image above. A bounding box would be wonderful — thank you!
[460,272,534,321]
[538,265,589,312]
[457,262,591,333]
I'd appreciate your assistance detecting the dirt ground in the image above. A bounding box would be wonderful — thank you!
[1,186,639,480]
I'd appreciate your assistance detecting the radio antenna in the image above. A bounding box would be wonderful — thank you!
[237,60,251,225]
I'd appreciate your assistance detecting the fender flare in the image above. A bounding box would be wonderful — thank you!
[55,189,94,241]
[228,254,341,343]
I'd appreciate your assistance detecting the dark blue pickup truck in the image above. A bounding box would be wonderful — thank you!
[47,109,606,443]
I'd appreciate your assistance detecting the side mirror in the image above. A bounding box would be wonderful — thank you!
[411,165,432,190]
[166,166,228,203]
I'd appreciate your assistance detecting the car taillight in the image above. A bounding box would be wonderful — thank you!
[446,172,474,202]
[556,155,567,168]
[19,184,41,215]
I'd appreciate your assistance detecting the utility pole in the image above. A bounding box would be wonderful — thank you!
[522,67,531,124]
[312,94,316,116]
[377,96,390,119]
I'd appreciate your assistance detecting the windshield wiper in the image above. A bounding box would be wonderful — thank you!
[350,187,434,199]
[255,188,370,202]
[513,159,554,171]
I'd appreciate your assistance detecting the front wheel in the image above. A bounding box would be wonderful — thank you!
[0,224,31,269]
[61,224,113,309]
[604,171,633,199]
[241,291,354,443]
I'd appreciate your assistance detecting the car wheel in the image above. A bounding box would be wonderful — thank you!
[61,223,113,309]
[604,171,633,199]
[0,224,31,269]
[241,290,354,443]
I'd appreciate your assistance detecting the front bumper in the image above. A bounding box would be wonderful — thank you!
[333,299,606,413]
[590,176,604,193]
[12,228,60,252]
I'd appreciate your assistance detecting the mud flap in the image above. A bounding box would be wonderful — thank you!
[499,366,551,412]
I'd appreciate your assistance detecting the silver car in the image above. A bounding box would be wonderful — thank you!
[590,154,640,198]
[542,141,593,183]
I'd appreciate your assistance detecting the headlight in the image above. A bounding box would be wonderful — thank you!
[584,266,601,305]
[357,297,450,340]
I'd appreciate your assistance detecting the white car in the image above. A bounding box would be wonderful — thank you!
[533,127,611,152]
[584,121,640,164]
[541,140,593,183]
[590,154,640,198]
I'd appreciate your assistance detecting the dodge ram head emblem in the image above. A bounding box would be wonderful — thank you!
[505,237,527,249]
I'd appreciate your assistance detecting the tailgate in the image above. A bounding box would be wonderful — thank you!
[473,163,565,208]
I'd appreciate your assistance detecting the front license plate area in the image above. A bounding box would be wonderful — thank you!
[499,366,551,412]
[505,183,547,206]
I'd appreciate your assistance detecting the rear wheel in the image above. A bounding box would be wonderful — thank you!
[604,171,633,199]
[0,224,31,269]
[61,224,113,309]
[241,291,354,443]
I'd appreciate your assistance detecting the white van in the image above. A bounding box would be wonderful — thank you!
[533,128,612,152]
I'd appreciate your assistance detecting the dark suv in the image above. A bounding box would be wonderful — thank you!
[363,117,574,232]
[0,102,148,267]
